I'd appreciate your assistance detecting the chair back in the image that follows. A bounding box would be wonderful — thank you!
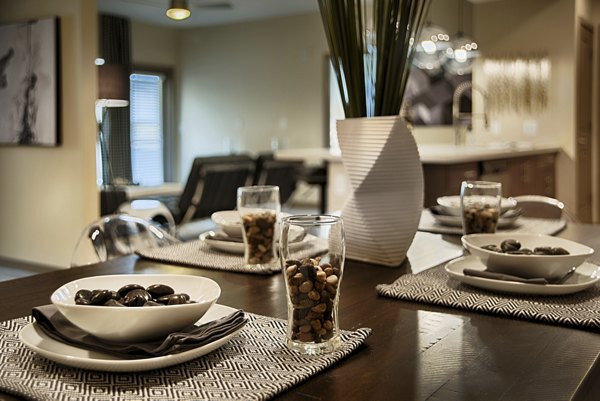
[178,155,254,224]
[70,214,179,267]
[253,153,302,205]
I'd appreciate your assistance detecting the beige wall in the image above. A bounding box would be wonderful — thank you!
[131,20,180,67]
[0,0,99,268]
[472,0,577,211]
[177,13,328,176]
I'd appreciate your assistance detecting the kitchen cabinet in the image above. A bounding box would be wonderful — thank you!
[423,153,556,207]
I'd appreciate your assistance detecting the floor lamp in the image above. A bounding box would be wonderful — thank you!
[96,63,129,188]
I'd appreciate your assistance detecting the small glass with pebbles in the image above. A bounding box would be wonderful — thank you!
[280,215,345,355]
[460,181,502,234]
[237,185,281,270]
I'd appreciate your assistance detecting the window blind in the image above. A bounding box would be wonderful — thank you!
[130,73,164,186]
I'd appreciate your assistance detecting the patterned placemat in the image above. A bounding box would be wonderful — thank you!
[136,238,328,275]
[376,265,600,330]
[0,313,371,401]
[419,210,567,236]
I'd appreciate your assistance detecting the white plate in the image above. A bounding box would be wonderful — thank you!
[437,195,518,216]
[200,231,309,254]
[19,304,242,372]
[430,207,521,228]
[445,255,600,296]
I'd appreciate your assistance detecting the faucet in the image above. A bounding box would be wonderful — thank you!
[452,81,489,146]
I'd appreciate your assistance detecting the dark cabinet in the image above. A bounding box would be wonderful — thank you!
[423,162,478,207]
[422,153,556,208]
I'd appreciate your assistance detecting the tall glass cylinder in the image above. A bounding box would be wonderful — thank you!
[280,215,345,355]
[461,180,502,234]
[237,186,281,269]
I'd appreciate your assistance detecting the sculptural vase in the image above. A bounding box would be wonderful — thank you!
[337,116,424,266]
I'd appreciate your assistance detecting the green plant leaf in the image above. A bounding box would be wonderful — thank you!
[319,0,431,118]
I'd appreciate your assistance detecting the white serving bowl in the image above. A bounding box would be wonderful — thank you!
[462,233,594,279]
[437,196,517,217]
[211,210,292,238]
[51,274,221,342]
[211,210,243,238]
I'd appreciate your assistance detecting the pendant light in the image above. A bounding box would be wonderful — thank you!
[166,0,191,21]
[412,23,451,75]
[444,0,480,75]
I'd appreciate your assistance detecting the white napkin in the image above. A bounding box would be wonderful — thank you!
[407,231,464,273]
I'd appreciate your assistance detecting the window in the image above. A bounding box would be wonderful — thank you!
[129,72,166,186]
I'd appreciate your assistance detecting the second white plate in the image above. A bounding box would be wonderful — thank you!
[200,231,309,254]
[430,208,521,228]
[445,255,600,296]
[19,304,243,372]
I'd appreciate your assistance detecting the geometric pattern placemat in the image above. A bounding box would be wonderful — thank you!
[0,313,371,401]
[419,210,567,236]
[376,265,600,331]
[136,239,328,275]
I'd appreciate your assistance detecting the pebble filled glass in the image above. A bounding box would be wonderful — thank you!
[460,180,502,234]
[237,186,281,271]
[280,215,345,355]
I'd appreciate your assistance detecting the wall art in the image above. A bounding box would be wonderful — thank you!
[0,17,60,146]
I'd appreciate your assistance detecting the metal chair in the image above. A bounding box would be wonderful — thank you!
[511,195,578,222]
[177,157,255,225]
[70,214,179,267]
[252,153,302,206]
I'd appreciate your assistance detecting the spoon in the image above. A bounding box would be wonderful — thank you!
[463,266,579,285]
[549,266,578,285]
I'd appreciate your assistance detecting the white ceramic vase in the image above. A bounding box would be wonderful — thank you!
[337,115,424,266]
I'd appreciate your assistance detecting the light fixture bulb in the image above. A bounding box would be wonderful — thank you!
[455,49,468,63]
[166,0,191,21]
[421,40,437,55]
[413,24,451,75]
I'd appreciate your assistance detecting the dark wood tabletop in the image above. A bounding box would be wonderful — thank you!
[1,224,600,401]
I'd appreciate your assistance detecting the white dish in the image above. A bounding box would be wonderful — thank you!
[445,255,600,295]
[430,206,521,228]
[462,234,594,279]
[211,210,292,238]
[437,195,517,216]
[200,231,310,254]
[51,274,220,342]
[211,211,243,238]
[19,304,242,372]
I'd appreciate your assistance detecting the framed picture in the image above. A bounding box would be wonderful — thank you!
[0,17,60,146]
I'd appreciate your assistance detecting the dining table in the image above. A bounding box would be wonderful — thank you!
[1,223,600,401]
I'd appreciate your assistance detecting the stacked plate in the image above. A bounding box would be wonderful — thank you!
[430,196,521,228]
[203,210,304,254]
[445,233,599,296]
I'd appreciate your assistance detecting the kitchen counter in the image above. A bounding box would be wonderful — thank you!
[418,143,560,164]
[276,143,560,165]
[276,144,561,212]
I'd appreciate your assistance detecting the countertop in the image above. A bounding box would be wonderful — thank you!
[418,143,560,164]
[275,143,560,164]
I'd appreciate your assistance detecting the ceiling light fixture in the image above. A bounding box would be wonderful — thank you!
[412,23,451,75]
[166,0,191,21]
[444,0,480,75]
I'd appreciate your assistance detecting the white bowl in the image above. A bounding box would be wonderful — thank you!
[462,233,594,278]
[51,274,221,342]
[437,196,517,216]
[211,210,292,238]
[211,211,243,238]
